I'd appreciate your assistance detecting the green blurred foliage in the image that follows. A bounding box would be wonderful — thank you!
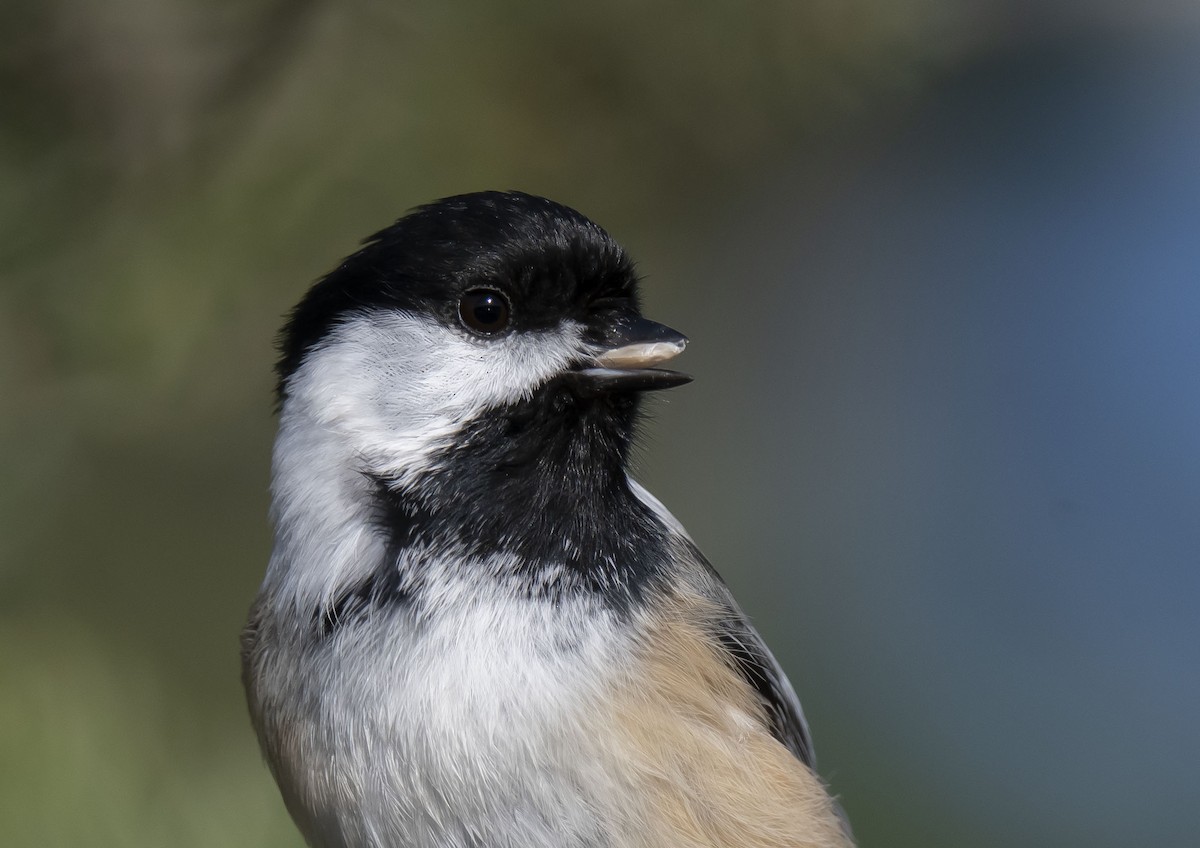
[1,1,964,844]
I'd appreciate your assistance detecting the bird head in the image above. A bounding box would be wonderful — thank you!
[275,191,689,491]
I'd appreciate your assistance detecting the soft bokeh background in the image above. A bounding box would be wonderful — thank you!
[3,2,1198,846]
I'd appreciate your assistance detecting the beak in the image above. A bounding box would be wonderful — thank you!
[570,315,692,394]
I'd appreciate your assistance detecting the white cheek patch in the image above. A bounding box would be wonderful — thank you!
[265,309,588,611]
[286,310,586,482]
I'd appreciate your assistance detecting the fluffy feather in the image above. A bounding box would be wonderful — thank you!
[242,191,853,848]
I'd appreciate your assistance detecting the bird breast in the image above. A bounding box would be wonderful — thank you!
[245,566,851,848]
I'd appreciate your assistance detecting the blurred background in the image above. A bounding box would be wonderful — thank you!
[3,1,1198,846]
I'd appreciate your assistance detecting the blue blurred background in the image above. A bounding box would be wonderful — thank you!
[3,2,1198,846]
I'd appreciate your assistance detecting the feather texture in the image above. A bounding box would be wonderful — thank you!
[243,192,855,847]
[606,590,853,848]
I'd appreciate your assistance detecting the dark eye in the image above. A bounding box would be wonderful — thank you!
[458,289,511,334]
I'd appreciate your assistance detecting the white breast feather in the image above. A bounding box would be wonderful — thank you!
[265,556,638,848]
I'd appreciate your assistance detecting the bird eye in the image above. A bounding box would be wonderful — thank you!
[458,289,511,334]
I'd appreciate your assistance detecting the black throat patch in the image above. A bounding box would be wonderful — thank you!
[317,378,670,635]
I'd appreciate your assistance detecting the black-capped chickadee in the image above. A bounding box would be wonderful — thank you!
[241,191,854,848]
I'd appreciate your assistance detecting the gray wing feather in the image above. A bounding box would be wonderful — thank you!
[629,479,816,767]
[709,597,816,766]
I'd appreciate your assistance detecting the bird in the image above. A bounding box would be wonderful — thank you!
[241,190,854,848]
